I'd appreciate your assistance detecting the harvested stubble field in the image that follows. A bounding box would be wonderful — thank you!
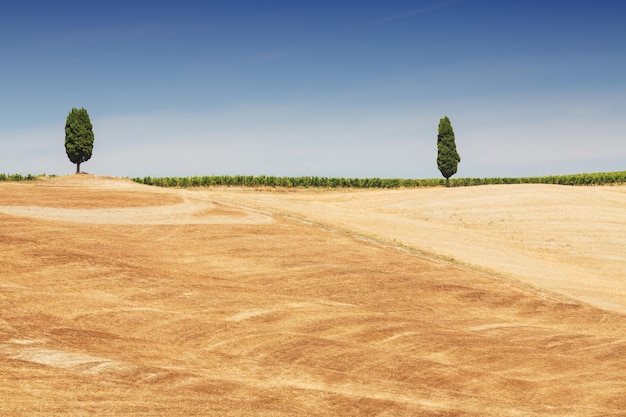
[1,175,625,416]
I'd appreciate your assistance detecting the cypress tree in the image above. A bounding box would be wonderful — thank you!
[437,116,460,187]
[65,107,94,174]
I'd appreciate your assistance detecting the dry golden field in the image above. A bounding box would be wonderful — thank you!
[1,175,625,416]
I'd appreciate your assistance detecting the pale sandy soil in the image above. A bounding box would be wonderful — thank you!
[1,176,624,416]
[205,184,626,313]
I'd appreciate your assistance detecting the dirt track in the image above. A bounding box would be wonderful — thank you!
[1,176,625,416]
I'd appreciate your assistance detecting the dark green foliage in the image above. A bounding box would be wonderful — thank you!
[129,171,626,189]
[4,172,625,187]
[0,173,40,181]
[132,175,445,188]
[437,116,461,187]
[65,107,94,174]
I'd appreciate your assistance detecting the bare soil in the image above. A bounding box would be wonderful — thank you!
[1,175,624,416]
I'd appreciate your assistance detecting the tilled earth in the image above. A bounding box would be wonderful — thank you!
[1,176,624,416]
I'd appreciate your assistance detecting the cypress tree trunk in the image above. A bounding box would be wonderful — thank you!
[76,162,81,174]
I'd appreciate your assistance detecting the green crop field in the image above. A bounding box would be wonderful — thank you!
[2,171,624,187]
[130,171,626,188]
[0,173,42,181]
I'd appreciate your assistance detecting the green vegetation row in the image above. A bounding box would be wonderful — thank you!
[0,173,42,181]
[131,171,626,188]
[1,172,623,187]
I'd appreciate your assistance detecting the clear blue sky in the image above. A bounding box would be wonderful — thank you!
[2,0,625,178]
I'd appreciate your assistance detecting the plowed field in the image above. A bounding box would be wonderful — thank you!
[1,176,625,416]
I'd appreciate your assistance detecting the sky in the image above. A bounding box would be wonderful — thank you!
[1,0,625,178]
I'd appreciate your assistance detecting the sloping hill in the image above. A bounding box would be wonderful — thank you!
[206,184,626,313]
[1,176,624,416]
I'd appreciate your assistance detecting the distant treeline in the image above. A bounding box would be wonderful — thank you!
[2,172,624,187]
[0,173,41,181]
[132,171,626,188]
